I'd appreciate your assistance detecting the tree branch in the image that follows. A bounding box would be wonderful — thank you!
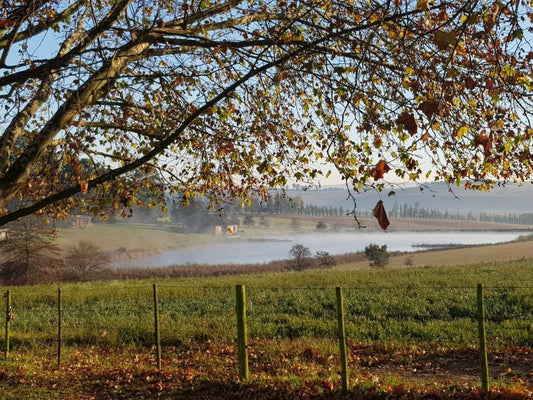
[0,6,429,226]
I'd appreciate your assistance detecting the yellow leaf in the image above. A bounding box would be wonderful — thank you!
[405,66,415,75]
[456,126,468,139]
[416,0,429,11]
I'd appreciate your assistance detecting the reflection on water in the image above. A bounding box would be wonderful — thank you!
[113,231,524,268]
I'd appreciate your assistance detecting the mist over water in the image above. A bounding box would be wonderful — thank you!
[113,231,524,268]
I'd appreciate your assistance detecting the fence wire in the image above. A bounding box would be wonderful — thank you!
[3,284,532,352]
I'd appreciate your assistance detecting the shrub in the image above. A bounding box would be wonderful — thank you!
[288,244,314,271]
[364,243,390,268]
[63,241,110,281]
[316,221,327,230]
[316,250,336,269]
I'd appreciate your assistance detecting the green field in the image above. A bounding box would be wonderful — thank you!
[1,260,532,399]
[5,260,533,349]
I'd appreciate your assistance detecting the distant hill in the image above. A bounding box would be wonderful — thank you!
[288,182,533,214]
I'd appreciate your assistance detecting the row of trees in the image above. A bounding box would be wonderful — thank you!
[387,202,533,225]
[124,190,533,231]
[240,196,533,225]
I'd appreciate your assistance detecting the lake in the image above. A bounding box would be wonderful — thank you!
[113,230,526,268]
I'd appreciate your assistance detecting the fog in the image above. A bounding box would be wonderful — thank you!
[113,231,523,268]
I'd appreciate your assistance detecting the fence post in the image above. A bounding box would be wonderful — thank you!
[3,290,11,360]
[235,284,249,381]
[336,287,349,394]
[153,283,162,370]
[57,287,62,367]
[477,283,490,394]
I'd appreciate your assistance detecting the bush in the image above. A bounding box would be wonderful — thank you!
[316,250,336,269]
[288,244,314,271]
[364,244,390,268]
[63,241,110,281]
[316,221,327,230]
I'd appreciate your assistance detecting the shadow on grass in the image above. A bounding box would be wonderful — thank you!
[80,378,531,400]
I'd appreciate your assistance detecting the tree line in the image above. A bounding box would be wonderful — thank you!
[236,194,533,226]
[115,192,533,228]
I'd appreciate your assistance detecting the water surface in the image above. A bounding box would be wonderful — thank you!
[114,230,524,268]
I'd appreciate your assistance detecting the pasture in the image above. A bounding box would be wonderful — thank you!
[0,260,532,399]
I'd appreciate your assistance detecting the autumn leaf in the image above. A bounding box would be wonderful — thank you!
[416,0,429,11]
[80,181,89,195]
[474,134,493,156]
[434,31,457,50]
[456,126,469,139]
[371,160,390,180]
[406,158,417,170]
[0,19,14,29]
[396,111,417,135]
[373,200,390,231]
[418,100,439,119]
[465,76,476,90]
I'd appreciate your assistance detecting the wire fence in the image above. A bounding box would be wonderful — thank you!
[2,283,532,391]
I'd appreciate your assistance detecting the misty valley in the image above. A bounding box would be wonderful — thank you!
[113,230,524,268]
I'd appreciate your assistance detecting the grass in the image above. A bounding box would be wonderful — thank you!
[1,256,532,398]
[4,260,533,350]
[54,223,212,252]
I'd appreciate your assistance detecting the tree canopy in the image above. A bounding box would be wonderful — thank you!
[0,0,531,225]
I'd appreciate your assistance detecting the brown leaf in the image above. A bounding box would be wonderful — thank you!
[434,31,457,50]
[406,158,417,170]
[373,200,390,231]
[371,160,390,180]
[474,134,492,156]
[80,181,89,195]
[396,111,417,136]
[473,134,489,147]
[0,19,14,29]
[418,101,439,119]
[278,71,290,81]
[465,76,476,90]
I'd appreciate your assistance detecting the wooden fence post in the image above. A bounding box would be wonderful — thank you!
[336,287,349,394]
[477,283,490,393]
[153,284,162,370]
[57,287,62,367]
[3,290,11,360]
[235,284,249,381]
